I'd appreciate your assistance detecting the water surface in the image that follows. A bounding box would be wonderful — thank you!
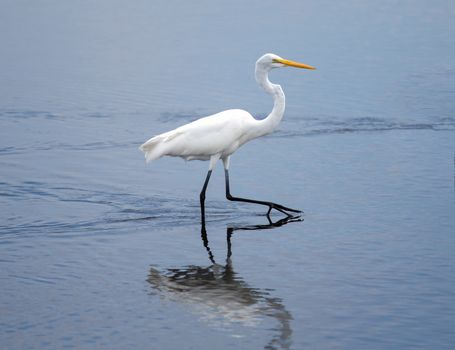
[1,1,454,349]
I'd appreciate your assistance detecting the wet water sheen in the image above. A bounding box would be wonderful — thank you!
[1,1,454,349]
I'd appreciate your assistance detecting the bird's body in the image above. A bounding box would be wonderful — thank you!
[141,108,256,162]
[140,53,315,219]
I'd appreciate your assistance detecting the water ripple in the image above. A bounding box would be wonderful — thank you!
[0,179,255,240]
[272,115,455,138]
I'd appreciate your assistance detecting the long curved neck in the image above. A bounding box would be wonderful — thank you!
[253,66,285,137]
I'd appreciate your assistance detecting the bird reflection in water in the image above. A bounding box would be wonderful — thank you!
[147,215,301,350]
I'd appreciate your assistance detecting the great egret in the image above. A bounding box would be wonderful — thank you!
[140,53,315,220]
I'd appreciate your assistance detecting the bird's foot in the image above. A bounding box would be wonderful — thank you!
[225,193,302,217]
[266,203,302,217]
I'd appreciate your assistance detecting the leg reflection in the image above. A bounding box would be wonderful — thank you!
[200,212,302,264]
[190,214,300,349]
[201,222,215,264]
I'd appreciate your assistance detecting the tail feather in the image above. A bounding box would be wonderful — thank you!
[140,129,184,163]
[139,135,165,163]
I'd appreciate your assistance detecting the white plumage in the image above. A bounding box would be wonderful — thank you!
[140,53,315,218]
[140,109,254,163]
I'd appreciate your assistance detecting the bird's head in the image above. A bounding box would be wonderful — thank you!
[256,53,316,71]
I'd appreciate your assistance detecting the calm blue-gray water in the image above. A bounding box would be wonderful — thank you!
[1,1,454,349]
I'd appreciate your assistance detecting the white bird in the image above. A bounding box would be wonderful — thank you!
[140,53,315,221]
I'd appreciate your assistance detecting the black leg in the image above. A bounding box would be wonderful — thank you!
[224,169,301,216]
[200,170,212,225]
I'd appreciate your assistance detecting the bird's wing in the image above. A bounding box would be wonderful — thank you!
[163,130,184,142]
[140,109,254,162]
[178,109,252,137]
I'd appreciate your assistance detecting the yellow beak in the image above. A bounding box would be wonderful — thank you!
[274,58,316,70]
